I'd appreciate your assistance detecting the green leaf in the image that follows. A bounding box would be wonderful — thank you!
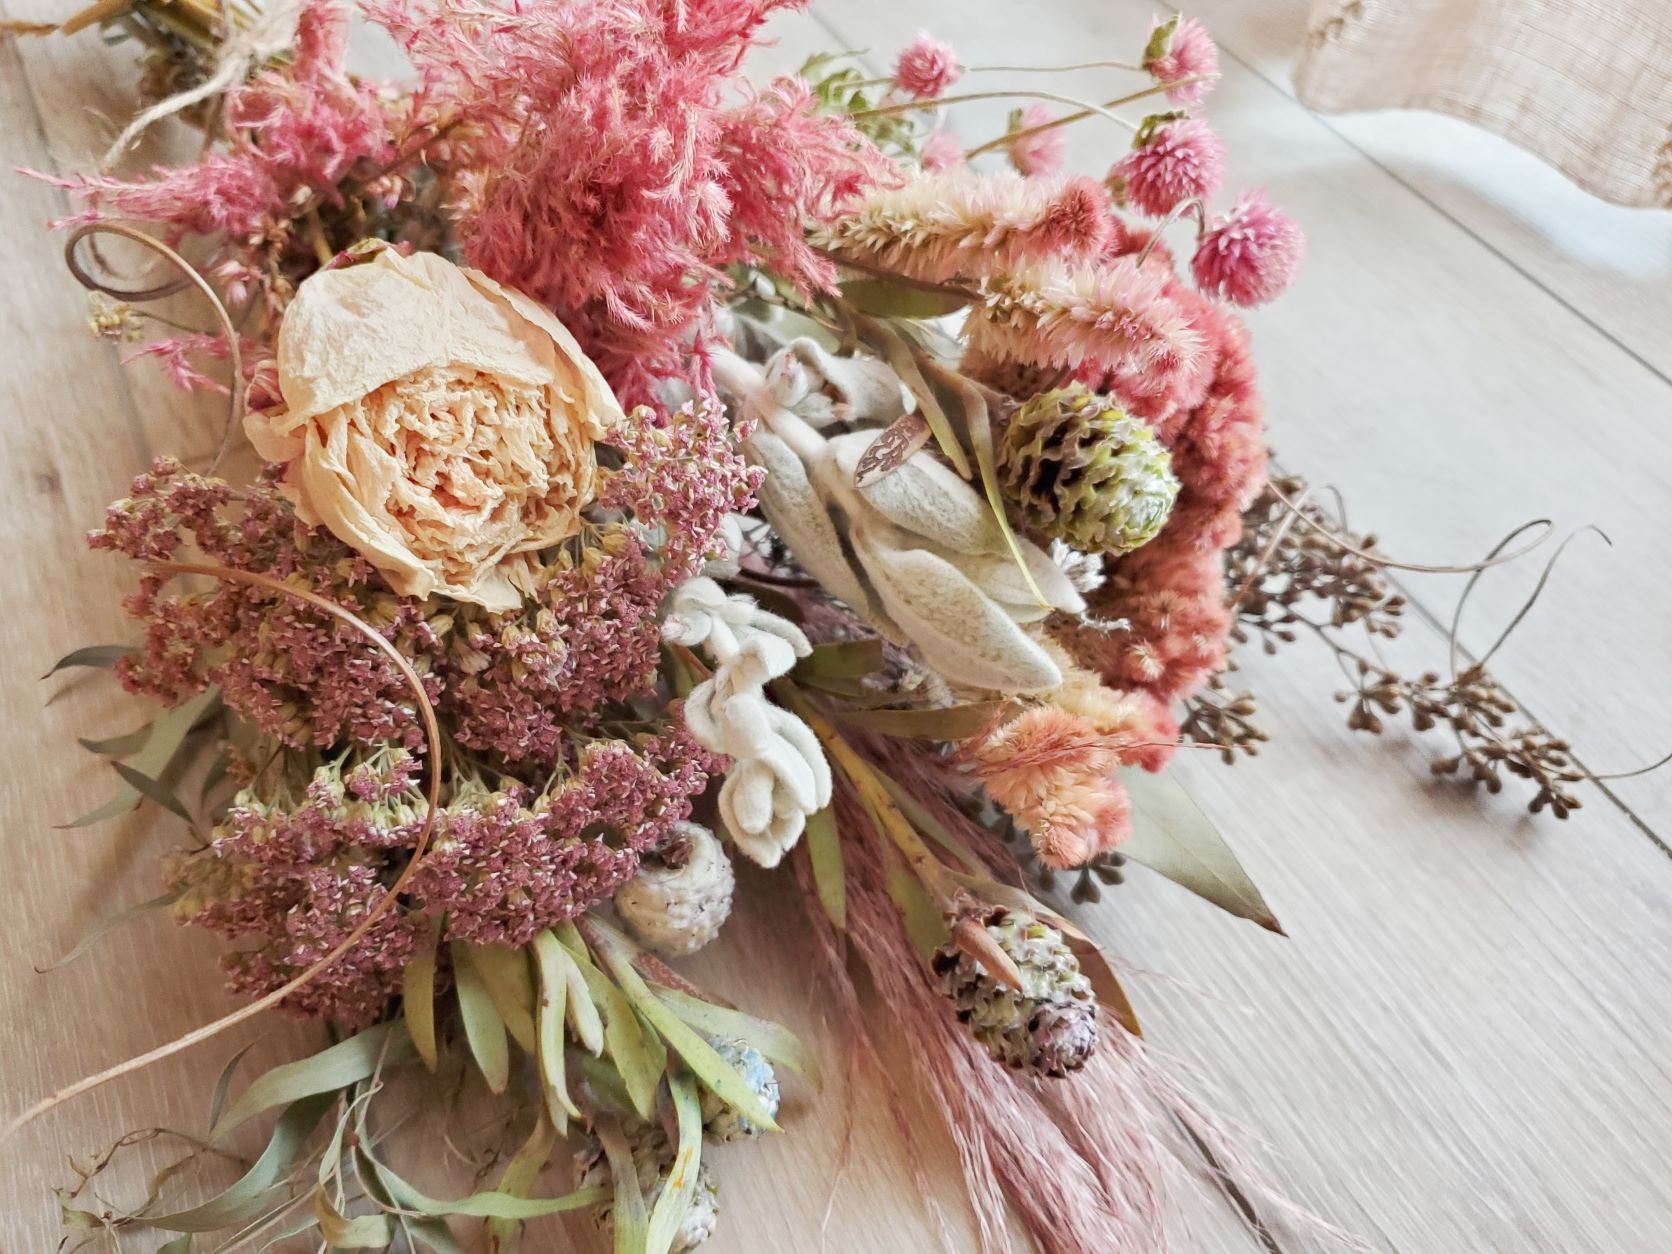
[36,888,178,973]
[206,1041,258,1133]
[832,700,1009,741]
[79,724,152,757]
[872,772,986,875]
[560,928,663,1120]
[861,317,972,479]
[839,277,971,321]
[42,644,134,678]
[150,1092,335,1232]
[531,932,581,1130]
[646,1071,704,1254]
[586,923,779,1131]
[61,687,220,828]
[111,761,192,820]
[543,926,603,1054]
[487,1110,558,1251]
[793,638,886,684]
[950,362,1053,610]
[57,1190,102,1230]
[649,987,820,1087]
[313,1189,393,1247]
[453,941,511,1094]
[879,840,947,959]
[403,917,441,1071]
[159,1236,192,1254]
[1120,769,1284,934]
[355,1152,466,1254]
[803,806,846,931]
[597,1119,649,1254]
[211,1022,409,1141]
[461,942,538,1052]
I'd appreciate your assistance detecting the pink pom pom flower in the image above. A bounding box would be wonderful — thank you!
[893,32,961,100]
[1007,104,1066,177]
[1112,118,1227,217]
[1191,190,1305,306]
[1143,15,1221,107]
[920,128,966,172]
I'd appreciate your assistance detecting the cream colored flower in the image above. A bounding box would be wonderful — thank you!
[247,249,623,610]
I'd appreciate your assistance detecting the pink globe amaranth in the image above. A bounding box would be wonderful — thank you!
[920,127,967,172]
[1008,104,1067,177]
[1191,190,1305,307]
[1144,15,1221,107]
[1112,118,1227,218]
[893,31,961,100]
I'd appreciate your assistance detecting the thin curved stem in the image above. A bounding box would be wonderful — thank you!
[65,223,245,474]
[1134,197,1207,268]
[0,563,442,1145]
[957,79,1203,158]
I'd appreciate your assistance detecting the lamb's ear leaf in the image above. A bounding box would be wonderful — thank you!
[1120,769,1284,934]
[839,277,972,321]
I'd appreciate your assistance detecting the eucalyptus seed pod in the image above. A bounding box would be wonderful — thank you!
[615,822,735,956]
[576,1126,720,1254]
[699,1038,780,1143]
[930,906,1099,1077]
[1000,385,1179,555]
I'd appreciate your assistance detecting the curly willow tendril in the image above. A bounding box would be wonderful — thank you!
[0,562,442,1145]
[65,222,245,475]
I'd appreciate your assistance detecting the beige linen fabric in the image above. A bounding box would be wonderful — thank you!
[1295,0,1672,207]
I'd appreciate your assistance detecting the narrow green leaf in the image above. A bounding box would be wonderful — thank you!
[863,317,972,478]
[403,918,441,1071]
[206,1041,258,1133]
[587,923,779,1132]
[872,772,986,875]
[651,987,820,1087]
[36,888,178,973]
[357,1153,466,1254]
[561,930,662,1120]
[544,926,603,1054]
[159,1236,192,1254]
[60,687,220,829]
[42,643,134,678]
[111,761,192,820]
[312,1189,393,1247]
[79,724,152,757]
[150,1092,335,1232]
[1120,769,1284,934]
[57,1191,102,1229]
[881,845,947,959]
[840,277,972,320]
[211,1022,408,1141]
[532,933,580,1130]
[832,700,1009,740]
[646,1071,704,1254]
[461,942,538,1052]
[452,941,511,1094]
[804,805,846,931]
[487,1109,559,1251]
[597,1119,649,1254]
[951,362,1053,610]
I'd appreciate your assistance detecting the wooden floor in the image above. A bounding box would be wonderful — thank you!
[3,2,1670,1251]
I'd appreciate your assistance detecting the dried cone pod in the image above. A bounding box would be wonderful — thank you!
[1000,384,1179,555]
[614,821,735,955]
[700,1038,780,1142]
[576,1125,720,1253]
[931,906,1099,1076]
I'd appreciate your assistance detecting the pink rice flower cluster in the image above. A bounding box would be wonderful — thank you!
[1007,104,1067,177]
[1143,15,1221,107]
[819,170,1111,284]
[373,0,896,404]
[893,32,961,100]
[443,397,761,764]
[1191,190,1306,307]
[963,707,1163,868]
[1111,119,1227,218]
[89,460,443,751]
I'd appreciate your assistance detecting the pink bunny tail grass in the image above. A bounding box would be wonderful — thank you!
[967,256,1207,394]
[817,170,1111,285]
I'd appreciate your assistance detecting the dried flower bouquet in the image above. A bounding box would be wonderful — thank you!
[8,4,1344,1251]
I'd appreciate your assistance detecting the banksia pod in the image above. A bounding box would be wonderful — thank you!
[701,1038,780,1142]
[1000,385,1179,555]
[614,821,735,955]
[577,1125,720,1253]
[931,906,1099,1076]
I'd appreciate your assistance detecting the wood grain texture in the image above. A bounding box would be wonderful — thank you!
[4,3,1670,1253]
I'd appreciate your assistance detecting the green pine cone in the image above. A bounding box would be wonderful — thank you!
[999,385,1179,555]
[931,906,1100,1077]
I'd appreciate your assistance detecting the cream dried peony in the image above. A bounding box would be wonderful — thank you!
[248,249,623,610]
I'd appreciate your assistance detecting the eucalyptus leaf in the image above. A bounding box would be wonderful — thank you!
[833,700,1009,741]
[356,1154,466,1254]
[1120,769,1284,934]
[873,773,986,875]
[61,687,220,829]
[487,1111,559,1251]
[42,643,134,677]
[312,1190,393,1247]
[159,1235,192,1254]
[111,761,192,820]
[646,1072,704,1254]
[882,850,947,959]
[453,942,511,1093]
[206,1041,258,1133]
[793,638,886,684]
[804,805,846,931]
[462,942,539,1052]
[403,917,440,1071]
[36,888,179,973]
[150,1092,335,1232]
[79,724,152,757]
[650,988,820,1087]
[839,277,971,321]
[561,931,662,1120]
[211,1022,409,1141]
